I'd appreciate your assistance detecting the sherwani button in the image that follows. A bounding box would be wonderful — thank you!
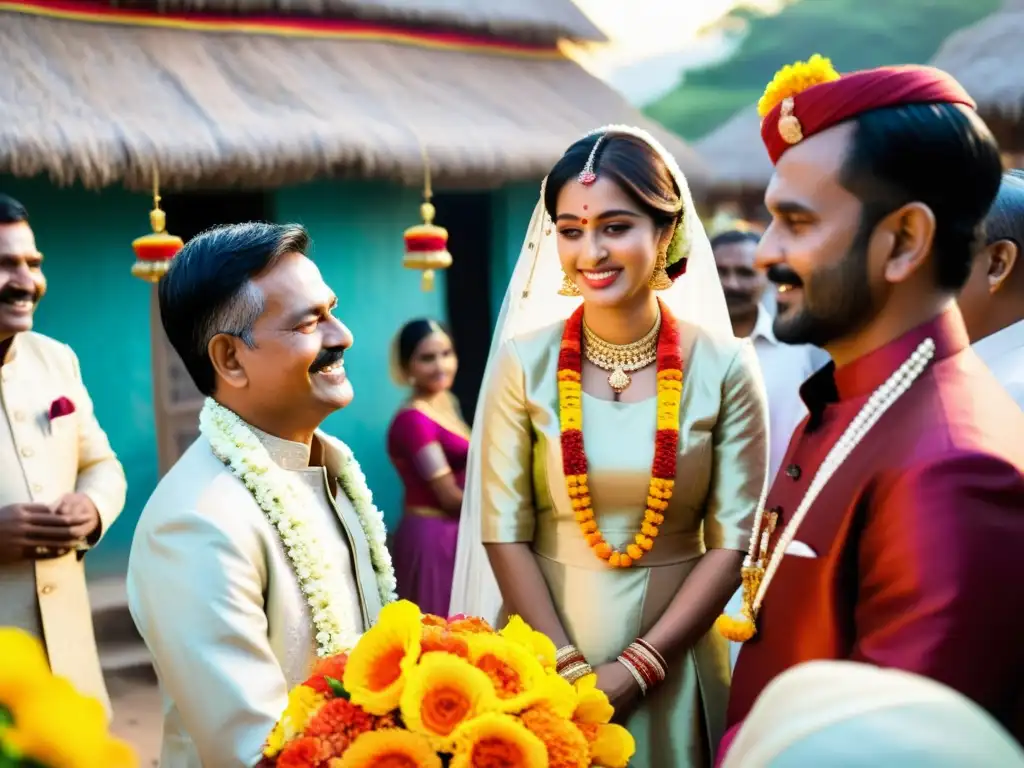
[20,445,34,458]
[786,464,801,480]
[40,585,55,595]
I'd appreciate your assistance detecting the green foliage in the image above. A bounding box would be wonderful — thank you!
[324,676,349,699]
[646,0,1001,140]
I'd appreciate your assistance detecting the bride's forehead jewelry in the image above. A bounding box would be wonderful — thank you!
[578,133,606,186]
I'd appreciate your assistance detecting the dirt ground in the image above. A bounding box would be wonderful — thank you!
[107,673,163,767]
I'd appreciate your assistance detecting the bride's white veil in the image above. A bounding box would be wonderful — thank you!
[449,125,731,624]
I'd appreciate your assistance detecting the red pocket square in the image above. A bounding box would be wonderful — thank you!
[48,396,76,420]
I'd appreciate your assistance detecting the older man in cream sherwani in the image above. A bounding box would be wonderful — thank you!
[0,194,126,715]
[127,223,390,768]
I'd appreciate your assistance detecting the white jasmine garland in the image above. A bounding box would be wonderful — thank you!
[199,398,397,657]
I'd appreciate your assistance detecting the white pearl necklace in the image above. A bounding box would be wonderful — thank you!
[748,337,937,614]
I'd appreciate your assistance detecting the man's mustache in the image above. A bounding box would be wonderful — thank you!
[309,346,345,373]
[0,285,39,304]
[724,289,751,302]
[767,264,802,287]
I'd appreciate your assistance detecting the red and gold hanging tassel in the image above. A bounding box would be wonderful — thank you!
[131,169,183,283]
[403,146,452,291]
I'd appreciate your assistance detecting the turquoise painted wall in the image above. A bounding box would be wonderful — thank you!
[489,182,541,323]
[275,180,447,534]
[1,174,540,578]
[1,176,159,578]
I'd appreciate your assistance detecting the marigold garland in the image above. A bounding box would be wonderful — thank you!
[558,299,683,568]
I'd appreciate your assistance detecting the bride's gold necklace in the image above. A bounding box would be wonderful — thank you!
[582,312,661,396]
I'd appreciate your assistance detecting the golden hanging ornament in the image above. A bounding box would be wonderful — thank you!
[131,168,183,283]
[403,146,452,291]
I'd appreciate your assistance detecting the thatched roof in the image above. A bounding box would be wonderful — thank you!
[0,12,706,193]
[112,0,607,43]
[929,0,1024,118]
[693,106,771,190]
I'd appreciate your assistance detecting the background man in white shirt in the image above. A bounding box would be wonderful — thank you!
[958,169,1024,409]
[712,226,829,483]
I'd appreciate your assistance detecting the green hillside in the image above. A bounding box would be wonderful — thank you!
[646,0,1000,141]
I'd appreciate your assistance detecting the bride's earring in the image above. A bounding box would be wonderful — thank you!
[649,250,673,290]
[558,272,582,296]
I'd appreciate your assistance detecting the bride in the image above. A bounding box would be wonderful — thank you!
[450,126,768,766]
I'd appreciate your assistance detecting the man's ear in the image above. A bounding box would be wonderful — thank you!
[987,239,1019,295]
[878,202,936,285]
[208,334,248,390]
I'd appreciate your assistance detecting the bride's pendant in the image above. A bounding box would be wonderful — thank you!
[608,367,631,393]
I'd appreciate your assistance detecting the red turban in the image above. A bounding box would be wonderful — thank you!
[760,62,976,165]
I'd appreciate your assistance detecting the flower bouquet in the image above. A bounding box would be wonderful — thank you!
[259,600,635,767]
[0,629,137,768]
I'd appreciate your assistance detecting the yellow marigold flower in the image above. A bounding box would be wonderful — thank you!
[571,675,614,726]
[521,703,589,768]
[714,611,757,642]
[4,675,138,768]
[264,684,326,757]
[587,723,636,768]
[757,53,841,117]
[499,616,557,671]
[338,728,442,768]
[343,599,423,715]
[534,672,578,719]
[0,628,51,704]
[400,652,499,751]
[465,634,546,714]
[450,713,548,768]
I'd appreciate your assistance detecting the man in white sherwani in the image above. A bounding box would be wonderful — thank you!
[127,223,394,767]
[0,194,127,715]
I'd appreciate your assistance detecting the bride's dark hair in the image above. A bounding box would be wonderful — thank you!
[543,132,683,236]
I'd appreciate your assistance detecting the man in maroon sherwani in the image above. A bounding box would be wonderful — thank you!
[718,57,1024,761]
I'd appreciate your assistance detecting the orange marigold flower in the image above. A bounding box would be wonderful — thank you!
[450,713,547,768]
[521,704,589,768]
[421,614,449,629]
[466,635,547,714]
[277,735,329,768]
[304,654,350,695]
[447,616,494,636]
[420,626,470,659]
[337,729,442,768]
[400,652,499,750]
[304,698,377,758]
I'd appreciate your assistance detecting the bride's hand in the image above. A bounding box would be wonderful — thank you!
[594,660,642,723]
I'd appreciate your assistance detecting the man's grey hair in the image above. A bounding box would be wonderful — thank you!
[158,221,311,395]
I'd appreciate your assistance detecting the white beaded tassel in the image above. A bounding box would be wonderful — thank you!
[752,338,936,613]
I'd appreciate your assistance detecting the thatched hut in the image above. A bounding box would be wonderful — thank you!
[692,106,771,223]
[0,0,701,571]
[929,0,1024,163]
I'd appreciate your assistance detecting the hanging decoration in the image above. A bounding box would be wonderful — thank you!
[403,146,452,292]
[131,168,183,283]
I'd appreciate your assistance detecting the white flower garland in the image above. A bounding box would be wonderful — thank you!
[199,398,397,657]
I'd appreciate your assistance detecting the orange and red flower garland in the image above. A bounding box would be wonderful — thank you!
[557,298,683,568]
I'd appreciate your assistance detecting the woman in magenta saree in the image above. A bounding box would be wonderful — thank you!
[387,319,470,616]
